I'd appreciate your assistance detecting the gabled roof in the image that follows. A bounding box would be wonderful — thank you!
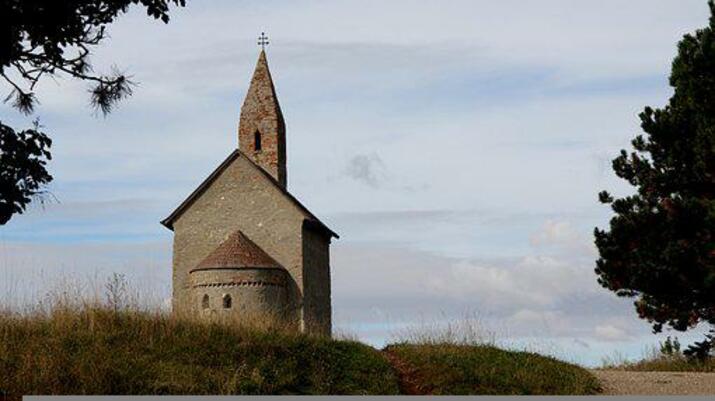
[192,230,282,271]
[160,149,339,239]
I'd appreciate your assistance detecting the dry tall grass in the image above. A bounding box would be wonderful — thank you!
[389,312,496,346]
[0,275,602,396]
[0,274,399,399]
[601,341,715,372]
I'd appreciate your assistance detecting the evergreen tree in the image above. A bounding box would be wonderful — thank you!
[595,1,715,354]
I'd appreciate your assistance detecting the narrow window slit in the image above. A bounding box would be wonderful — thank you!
[254,131,262,151]
[202,294,209,309]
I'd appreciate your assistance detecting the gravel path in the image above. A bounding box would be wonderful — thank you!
[593,370,715,395]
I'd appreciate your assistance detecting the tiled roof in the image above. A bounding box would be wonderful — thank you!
[193,230,281,270]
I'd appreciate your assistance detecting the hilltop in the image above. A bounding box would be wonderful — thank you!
[0,307,599,398]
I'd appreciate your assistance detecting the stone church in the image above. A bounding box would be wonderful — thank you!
[161,49,338,335]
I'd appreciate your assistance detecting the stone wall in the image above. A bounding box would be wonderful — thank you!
[301,224,332,335]
[171,154,304,319]
[190,267,293,327]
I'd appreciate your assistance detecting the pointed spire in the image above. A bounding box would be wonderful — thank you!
[238,48,287,188]
[195,230,282,270]
[245,50,283,122]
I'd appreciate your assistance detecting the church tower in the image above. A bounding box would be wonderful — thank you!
[238,49,287,188]
[163,36,337,335]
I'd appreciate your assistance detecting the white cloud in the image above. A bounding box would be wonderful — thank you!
[595,324,632,342]
[531,220,579,246]
[530,219,597,257]
[333,240,629,336]
[424,256,585,309]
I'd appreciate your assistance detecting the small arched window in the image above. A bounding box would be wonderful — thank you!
[201,294,209,309]
[222,294,232,309]
[254,130,262,151]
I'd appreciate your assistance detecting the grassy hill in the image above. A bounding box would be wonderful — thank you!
[386,343,599,395]
[0,307,600,398]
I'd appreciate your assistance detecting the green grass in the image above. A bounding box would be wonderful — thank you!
[385,343,600,395]
[0,306,603,397]
[0,307,399,398]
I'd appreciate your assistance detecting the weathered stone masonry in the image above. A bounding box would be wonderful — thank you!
[238,50,287,188]
[162,50,338,335]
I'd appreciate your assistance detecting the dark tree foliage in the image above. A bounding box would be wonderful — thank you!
[595,1,715,355]
[0,122,52,225]
[1,0,185,114]
[684,331,715,361]
[0,0,185,224]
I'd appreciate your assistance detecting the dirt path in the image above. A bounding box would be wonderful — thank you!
[382,350,428,395]
[593,370,715,395]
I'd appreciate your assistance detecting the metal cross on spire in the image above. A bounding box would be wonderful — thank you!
[258,32,269,50]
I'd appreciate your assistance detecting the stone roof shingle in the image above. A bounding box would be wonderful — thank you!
[193,230,282,270]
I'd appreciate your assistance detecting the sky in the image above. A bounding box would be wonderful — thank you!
[1,0,712,366]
